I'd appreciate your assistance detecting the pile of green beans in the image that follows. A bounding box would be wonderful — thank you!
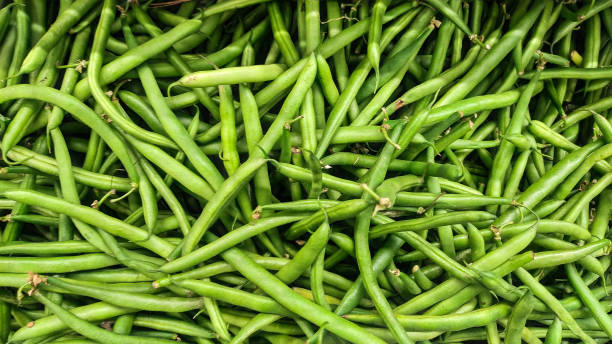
[0,0,612,343]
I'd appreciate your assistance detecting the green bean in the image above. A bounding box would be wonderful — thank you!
[5,2,612,342]
[32,291,177,344]
[435,1,546,107]
[424,0,475,39]
[49,122,114,253]
[591,190,612,239]
[199,125,429,151]
[174,274,336,312]
[502,149,531,207]
[0,83,140,183]
[127,20,264,78]
[73,17,203,99]
[277,221,329,284]
[29,1,49,48]
[274,162,512,208]
[373,44,481,124]
[0,26,16,89]
[515,268,596,344]
[139,159,191,236]
[368,0,392,90]
[347,303,511,331]
[552,0,612,44]
[134,10,220,118]
[239,52,282,246]
[132,314,216,339]
[194,6,410,144]
[175,65,285,88]
[9,214,58,227]
[56,278,157,294]
[524,239,610,270]
[0,254,118,273]
[157,261,242,286]
[450,1,467,67]
[177,280,278,315]
[394,227,536,315]
[533,235,604,276]
[352,24,434,129]
[318,235,406,335]
[1,189,175,258]
[396,230,480,283]
[427,264,527,319]
[2,34,67,158]
[126,136,214,200]
[444,146,478,190]
[495,140,602,226]
[370,211,495,238]
[503,220,591,240]
[18,0,98,75]
[216,82,254,222]
[296,0,307,55]
[315,11,428,158]
[5,0,29,87]
[544,317,562,344]
[268,2,299,65]
[445,328,609,342]
[530,120,580,152]
[208,232,388,344]
[47,28,90,132]
[224,313,296,337]
[324,1,346,84]
[0,300,8,343]
[126,32,225,193]
[118,91,164,134]
[520,2,555,75]
[471,218,500,342]
[0,3,14,44]
[350,123,418,344]
[566,263,612,339]
[564,172,612,223]
[299,90,320,169]
[45,276,203,312]
[498,318,542,344]
[523,66,612,80]
[311,246,330,312]
[583,13,601,72]
[182,54,317,255]
[229,313,282,344]
[594,113,612,143]
[321,153,462,180]
[410,265,433,291]
[5,146,132,192]
[113,314,134,335]
[539,51,570,67]
[285,199,369,240]
[161,215,303,273]
[258,199,339,212]
[68,269,152,283]
[449,139,498,150]
[552,95,612,133]
[86,4,177,154]
[314,53,339,108]
[119,140,156,235]
[70,2,102,34]
[376,175,424,208]
[2,137,47,243]
[398,57,524,157]
[553,143,612,200]
[0,240,130,256]
[486,67,541,212]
